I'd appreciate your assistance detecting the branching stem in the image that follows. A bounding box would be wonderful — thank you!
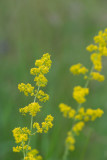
[25,85,40,157]
[63,65,94,160]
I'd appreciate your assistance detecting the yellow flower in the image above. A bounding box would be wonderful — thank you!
[12,127,31,143]
[33,122,43,133]
[74,107,104,122]
[86,29,107,74]
[73,86,89,104]
[18,83,34,96]
[33,115,54,133]
[86,108,104,121]
[86,44,98,52]
[36,90,49,102]
[35,53,52,69]
[90,72,105,82]
[42,115,54,133]
[91,53,102,71]
[66,132,75,151]
[59,103,76,118]
[41,122,49,133]
[102,46,107,56]
[94,32,106,45]
[30,68,41,75]
[13,53,53,159]
[24,149,42,160]
[19,102,41,117]
[72,121,85,135]
[34,74,48,87]
[45,114,54,122]
[70,63,88,75]
[13,146,22,152]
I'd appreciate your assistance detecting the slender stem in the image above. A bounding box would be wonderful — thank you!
[63,65,94,160]
[25,85,40,156]
[34,86,40,103]
[63,146,69,160]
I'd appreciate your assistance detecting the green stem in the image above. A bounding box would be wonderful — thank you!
[62,65,94,160]
[63,146,69,160]
[25,85,40,156]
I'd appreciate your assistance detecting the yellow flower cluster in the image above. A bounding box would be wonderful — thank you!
[12,127,31,153]
[59,29,106,155]
[66,132,75,151]
[33,122,43,133]
[59,103,76,118]
[91,53,102,71]
[34,74,48,87]
[70,63,88,75]
[36,90,49,102]
[86,44,98,52]
[75,107,104,121]
[87,29,107,72]
[13,145,31,152]
[66,122,84,151]
[33,115,54,133]
[30,53,52,87]
[13,145,22,152]
[13,54,53,159]
[72,121,85,135]
[90,72,104,82]
[73,86,89,104]
[19,102,41,117]
[18,83,34,96]
[24,149,42,160]
[12,127,31,144]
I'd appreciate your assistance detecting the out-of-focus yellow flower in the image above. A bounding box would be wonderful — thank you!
[74,107,104,122]
[86,44,98,52]
[59,103,76,118]
[72,121,85,135]
[70,63,88,75]
[66,132,75,151]
[73,86,89,104]
[90,72,105,82]
[91,53,102,71]
[24,149,42,160]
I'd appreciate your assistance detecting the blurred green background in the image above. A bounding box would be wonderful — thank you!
[0,0,107,160]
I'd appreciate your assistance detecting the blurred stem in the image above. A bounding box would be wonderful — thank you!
[63,146,69,160]
[80,128,93,160]
[62,65,94,160]
[26,86,40,156]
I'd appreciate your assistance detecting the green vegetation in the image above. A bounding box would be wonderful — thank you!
[0,0,107,160]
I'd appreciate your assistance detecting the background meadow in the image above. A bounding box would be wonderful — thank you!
[0,0,107,160]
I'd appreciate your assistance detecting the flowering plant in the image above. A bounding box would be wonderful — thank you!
[12,53,54,160]
[59,28,107,160]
